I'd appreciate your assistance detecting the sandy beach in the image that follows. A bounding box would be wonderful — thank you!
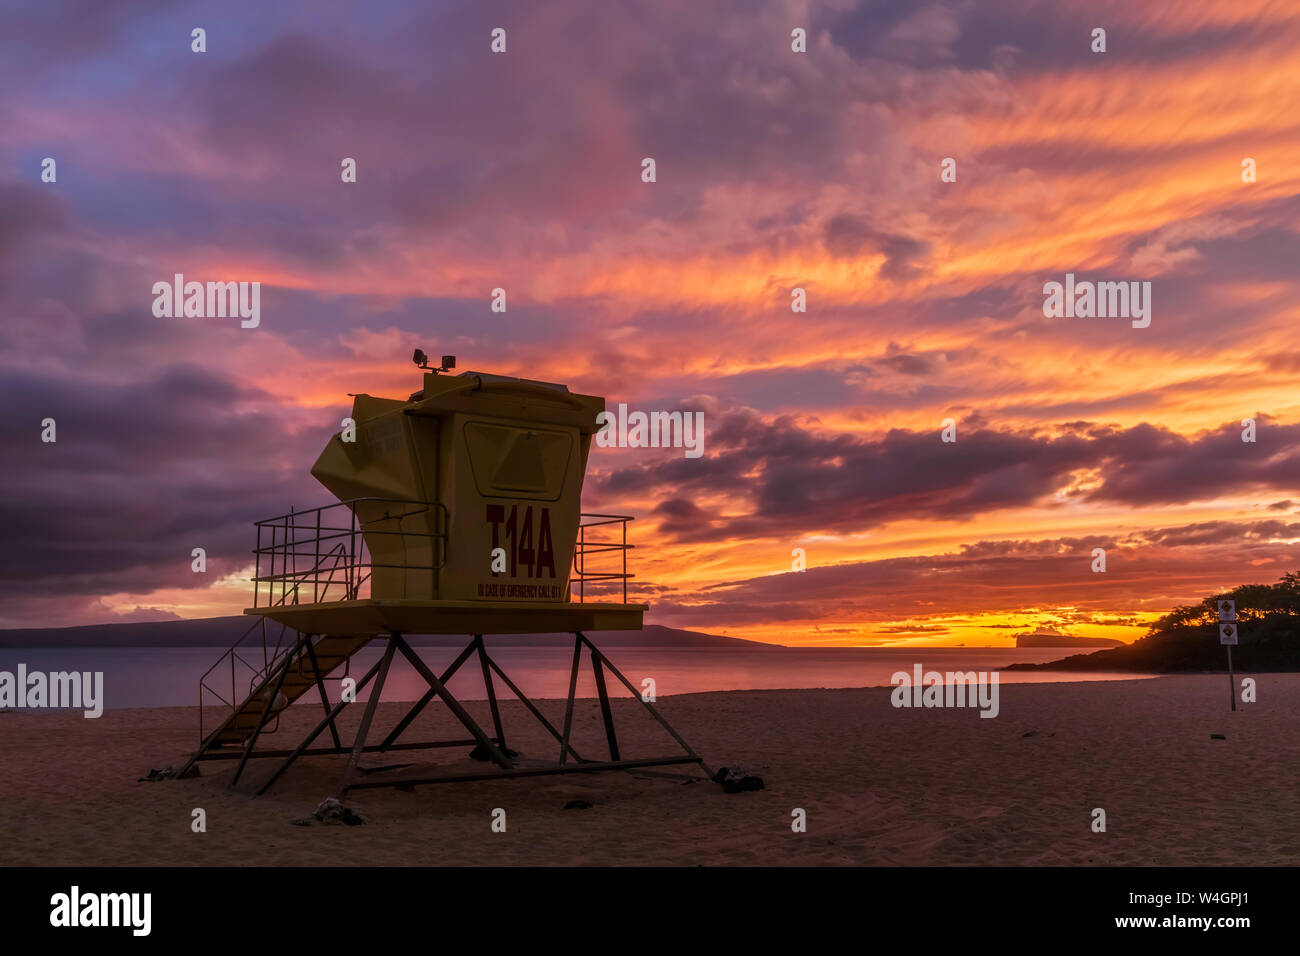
[1,674,1295,867]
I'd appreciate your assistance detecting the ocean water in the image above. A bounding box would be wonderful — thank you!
[0,644,1153,711]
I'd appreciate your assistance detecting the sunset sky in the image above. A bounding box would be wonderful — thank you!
[2,0,1298,645]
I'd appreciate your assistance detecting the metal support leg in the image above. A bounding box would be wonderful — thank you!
[483,652,583,762]
[303,636,341,751]
[558,632,582,765]
[591,649,621,761]
[579,632,714,778]
[475,635,507,749]
[336,639,397,797]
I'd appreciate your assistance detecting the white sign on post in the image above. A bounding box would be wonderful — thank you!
[1217,600,1240,711]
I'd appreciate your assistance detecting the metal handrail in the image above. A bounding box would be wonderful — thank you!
[252,497,448,607]
[198,497,446,742]
[574,513,635,603]
[197,615,295,743]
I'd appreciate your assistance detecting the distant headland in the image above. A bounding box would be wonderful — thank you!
[1015,629,1123,649]
[1008,571,1300,673]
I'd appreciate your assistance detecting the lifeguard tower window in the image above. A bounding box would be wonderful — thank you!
[464,423,572,498]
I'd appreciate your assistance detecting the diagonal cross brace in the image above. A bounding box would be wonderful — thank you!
[389,633,513,769]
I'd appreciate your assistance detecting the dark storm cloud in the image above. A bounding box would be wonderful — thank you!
[1142,520,1300,547]
[877,343,941,376]
[821,0,1267,73]
[596,412,1300,542]
[0,182,72,299]
[823,214,932,280]
[0,182,68,257]
[0,0,172,83]
[0,365,330,598]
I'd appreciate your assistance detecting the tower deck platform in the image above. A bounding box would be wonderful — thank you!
[245,599,647,636]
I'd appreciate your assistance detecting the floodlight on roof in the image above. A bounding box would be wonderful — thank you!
[413,348,456,374]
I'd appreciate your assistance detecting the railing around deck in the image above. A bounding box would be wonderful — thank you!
[252,500,634,606]
[573,513,635,603]
[197,615,304,744]
[198,503,635,741]
[252,497,448,607]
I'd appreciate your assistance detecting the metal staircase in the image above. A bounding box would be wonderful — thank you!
[201,632,370,748]
[194,529,363,747]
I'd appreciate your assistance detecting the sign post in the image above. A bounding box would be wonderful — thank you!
[1218,600,1238,712]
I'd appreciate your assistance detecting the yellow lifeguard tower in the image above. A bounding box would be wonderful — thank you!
[181,353,711,796]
